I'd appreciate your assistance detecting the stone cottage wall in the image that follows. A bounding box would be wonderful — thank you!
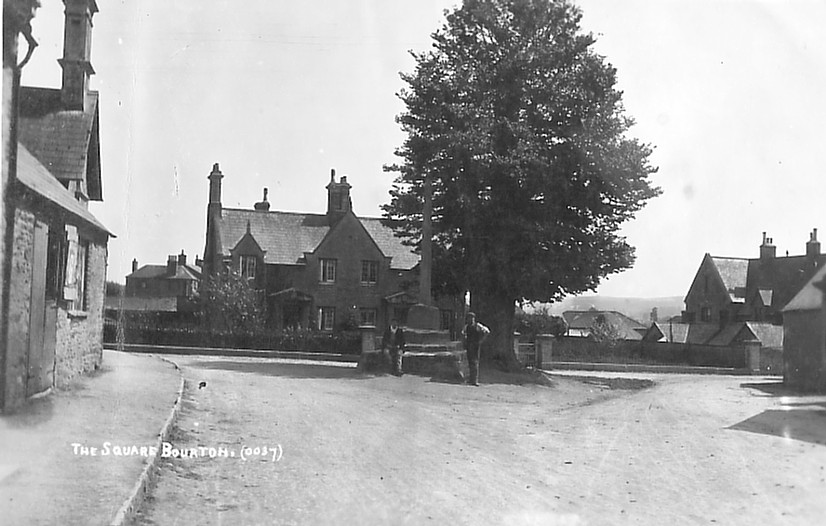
[1,207,36,411]
[54,240,106,387]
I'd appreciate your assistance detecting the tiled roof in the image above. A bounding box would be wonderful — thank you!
[217,209,418,270]
[745,255,826,311]
[782,264,826,312]
[562,310,646,340]
[743,322,784,349]
[17,87,102,201]
[16,143,111,236]
[710,257,749,302]
[127,264,202,280]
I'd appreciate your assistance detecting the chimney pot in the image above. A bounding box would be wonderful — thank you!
[178,250,187,266]
[131,258,138,273]
[330,168,336,181]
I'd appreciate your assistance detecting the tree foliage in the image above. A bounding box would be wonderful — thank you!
[383,0,659,367]
[197,271,265,334]
[589,314,622,349]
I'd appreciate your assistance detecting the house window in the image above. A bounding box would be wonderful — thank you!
[700,306,712,322]
[361,260,378,284]
[359,308,377,327]
[240,255,256,279]
[319,259,337,283]
[318,307,335,331]
[63,226,90,310]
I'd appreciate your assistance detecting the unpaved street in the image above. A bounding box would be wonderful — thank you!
[136,356,826,526]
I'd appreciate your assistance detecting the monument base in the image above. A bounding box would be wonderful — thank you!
[406,303,440,331]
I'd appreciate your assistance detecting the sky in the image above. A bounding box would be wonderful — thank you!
[19,0,826,299]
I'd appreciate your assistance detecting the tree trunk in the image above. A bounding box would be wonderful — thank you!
[471,288,521,372]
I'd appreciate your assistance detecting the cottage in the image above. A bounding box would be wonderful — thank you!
[201,165,459,333]
[1,0,112,412]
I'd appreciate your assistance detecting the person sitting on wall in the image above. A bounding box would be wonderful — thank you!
[382,319,405,377]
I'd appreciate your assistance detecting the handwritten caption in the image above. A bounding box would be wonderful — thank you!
[70,442,283,462]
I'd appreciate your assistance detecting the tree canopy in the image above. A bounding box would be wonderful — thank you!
[383,0,660,366]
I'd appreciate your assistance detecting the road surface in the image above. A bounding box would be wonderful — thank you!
[136,355,826,525]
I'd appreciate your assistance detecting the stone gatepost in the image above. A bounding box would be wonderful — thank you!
[743,339,761,374]
[536,334,554,370]
[513,332,521,362]
[360,326,376,353]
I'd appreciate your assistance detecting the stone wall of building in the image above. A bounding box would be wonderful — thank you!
[54,239,106,387]
[783,309,826,392]
[2,207,35,411]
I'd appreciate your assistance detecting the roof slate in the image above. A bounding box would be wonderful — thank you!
[17,87,102,200]
[127,264,202,280]
[710,257,749,302]
[218,209,418,270]
[16,143,111,235]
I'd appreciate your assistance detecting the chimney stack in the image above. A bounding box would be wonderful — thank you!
[59,0,98,111]
[208,163,223,205]
[167,255,177,276]
[807,228,821,258]
[131,258,138,273]
[760,232,776,260]
[178,250,187,266]
[254,187,270,211]
[326,168,352,225]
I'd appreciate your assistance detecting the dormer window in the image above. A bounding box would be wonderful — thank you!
[240,255,256,279]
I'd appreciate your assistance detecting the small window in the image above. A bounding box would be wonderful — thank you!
[359,308,377,327]
[240,255,256,279]
[318,307,335,331]
[361,260,378,284]
[700,306,712,322]
[319,259,337,283]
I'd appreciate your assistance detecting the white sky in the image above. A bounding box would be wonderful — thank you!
[20,0,826,299]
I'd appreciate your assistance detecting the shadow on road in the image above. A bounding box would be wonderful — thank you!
[188,360,366,380]
[740,381,795,396]
[728,407,826,446]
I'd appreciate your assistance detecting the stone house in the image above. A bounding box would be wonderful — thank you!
[1,0,112,412]
[781,265,826,391]
[202,164,459,333]
[683,231,826,325]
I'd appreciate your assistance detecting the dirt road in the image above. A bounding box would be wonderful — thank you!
[136,356,826,526]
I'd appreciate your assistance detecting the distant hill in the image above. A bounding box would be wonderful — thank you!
[531,295,685,325]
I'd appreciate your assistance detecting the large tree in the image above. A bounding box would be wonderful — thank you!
[384,0,660,370]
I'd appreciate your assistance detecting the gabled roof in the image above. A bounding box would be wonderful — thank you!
[742,322,784,349]
[127,264,202,281]
[783,264,826,312]
[562,310,646,340]
[16,143,111,236]
[709,257,749,303]
[216,208,418,270]
[17,87,102,200]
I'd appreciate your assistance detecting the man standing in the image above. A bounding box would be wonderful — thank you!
[462,312,489,386]
[382,319,405,376]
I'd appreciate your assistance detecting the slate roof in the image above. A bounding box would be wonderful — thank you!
[705,253,826,311]
[217,209,418,270]
[709,257,749,303]
[783,264,826,312]
[16,143,111,236]
[562,310,646,340]
[742,322,784,349]
[127,264,202,281]
[17,87,102,200]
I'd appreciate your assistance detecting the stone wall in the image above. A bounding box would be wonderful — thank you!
[1,207,35,411]
[54,240,106,387]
